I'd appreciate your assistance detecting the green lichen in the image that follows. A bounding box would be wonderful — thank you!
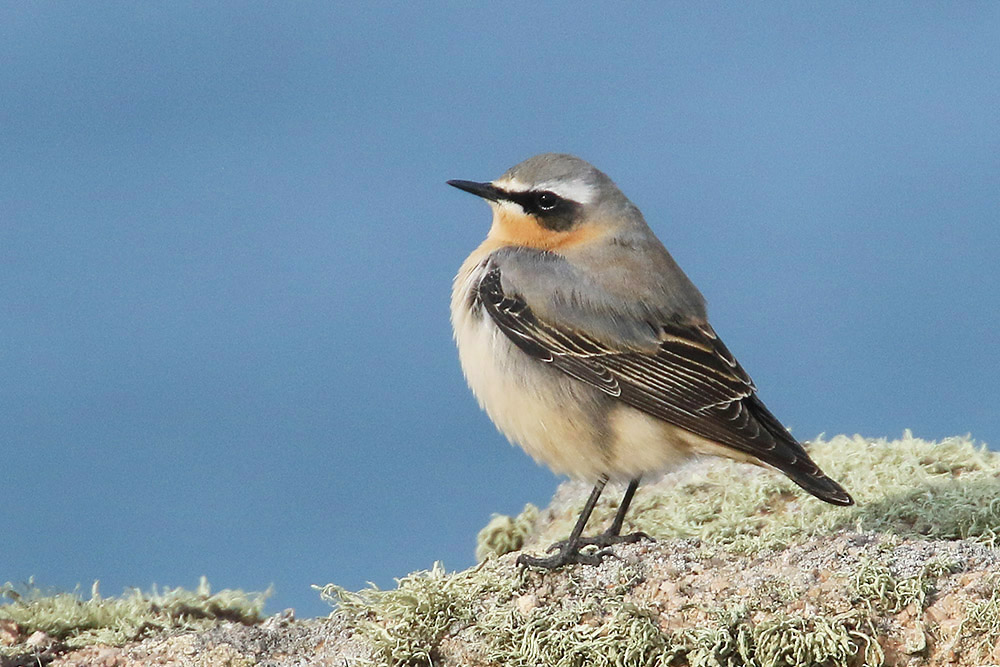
[321,559,890,667]
[957,576,1000,663]
[0,577,267,656]
[476,503,539,561]
[749,613,880,667]
[324,562,887,667]
[318,562,514,667]
[852,560,924,614]
[481,597,668,667]
[851,552,960,614]
[321,561,676,667]
[507,432,1000,559]
[666,607,883,667]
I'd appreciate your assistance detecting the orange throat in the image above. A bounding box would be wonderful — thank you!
[484,207,605,252]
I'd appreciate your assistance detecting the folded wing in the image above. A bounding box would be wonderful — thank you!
[478,266,853,506]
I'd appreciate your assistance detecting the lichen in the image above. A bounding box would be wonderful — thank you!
[508,432,1000,559]
[0,577,267,656]
[318,562,514,666]
[957,575,1000,663]
[323,560,888,667]
[476,503,539,561]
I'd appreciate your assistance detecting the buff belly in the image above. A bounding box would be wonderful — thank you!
[451,263,701,481]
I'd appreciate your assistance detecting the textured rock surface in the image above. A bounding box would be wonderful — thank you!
[30,534,1000,666]
[37,614,375,666]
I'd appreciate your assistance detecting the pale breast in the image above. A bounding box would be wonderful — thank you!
[449,247,706,482]
[450,252,612,479]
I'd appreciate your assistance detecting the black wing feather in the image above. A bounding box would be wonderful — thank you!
[478,267,853,506]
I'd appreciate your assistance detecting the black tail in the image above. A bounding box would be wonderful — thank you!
[780,460,854,506]
[749,397,854,506]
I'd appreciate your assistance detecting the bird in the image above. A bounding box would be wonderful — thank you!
[448,153,853,570]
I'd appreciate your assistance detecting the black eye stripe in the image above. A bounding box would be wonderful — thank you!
[497,188,582,232]
[503,190,564,215]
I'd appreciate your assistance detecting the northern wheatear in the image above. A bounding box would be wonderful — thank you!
[448,153,852,569]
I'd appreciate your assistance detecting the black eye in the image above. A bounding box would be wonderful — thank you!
[535,191,559,210]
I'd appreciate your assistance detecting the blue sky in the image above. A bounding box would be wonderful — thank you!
[2,3,998,618]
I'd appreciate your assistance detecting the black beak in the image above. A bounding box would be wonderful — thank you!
[446,179,503,202]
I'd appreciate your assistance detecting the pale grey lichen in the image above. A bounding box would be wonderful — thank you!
[0,577,267,656]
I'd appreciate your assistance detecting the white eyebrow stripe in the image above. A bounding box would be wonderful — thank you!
[491,177,597,205]
[536,178,596,205]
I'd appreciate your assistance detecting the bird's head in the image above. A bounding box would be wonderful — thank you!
[448,153,641,252]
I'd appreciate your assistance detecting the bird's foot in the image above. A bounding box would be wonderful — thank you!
[516,531,653,570]
[546,530,653,553]
[516,546,615,570]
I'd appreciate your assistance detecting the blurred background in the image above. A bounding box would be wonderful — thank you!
[2,3,998,618]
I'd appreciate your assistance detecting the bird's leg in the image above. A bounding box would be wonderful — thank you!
[546,478,652,553]
[589,477,652,545]
[517,477,610,569]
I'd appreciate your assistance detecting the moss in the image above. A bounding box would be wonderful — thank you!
[0,577,267,656]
